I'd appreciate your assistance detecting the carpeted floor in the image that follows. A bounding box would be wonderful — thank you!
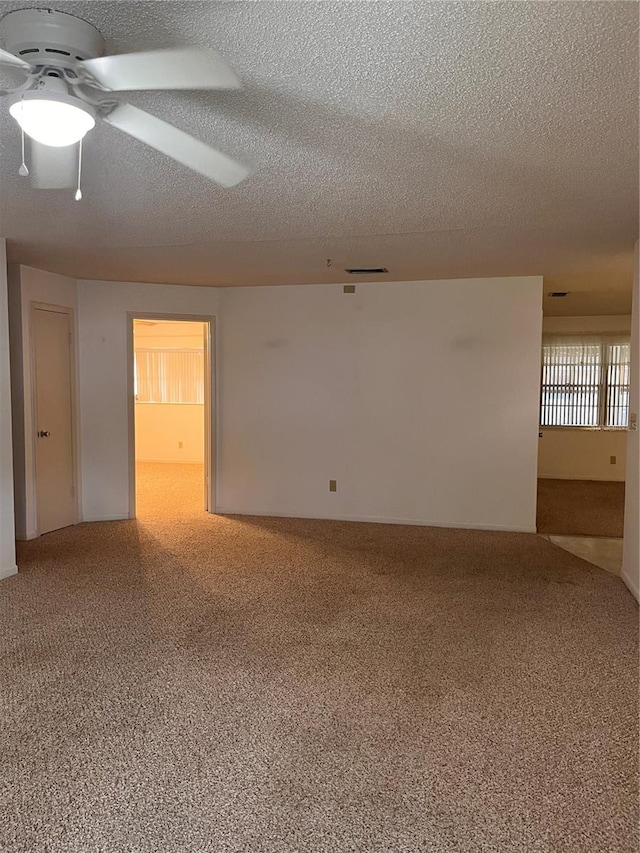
[136,461,205,518]
[0,465,637,852]
[537,478,626,538]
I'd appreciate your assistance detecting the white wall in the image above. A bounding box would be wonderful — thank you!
[217,277,543,532]
[542,315,631,335]
[14,274,543,533]
[134,404,204,462]
[77,281,217,521]
[134,321,205,350]
[538,430,627,481]
[539,314,632,481]
[7,265,78,539]
[622,245,639,602]
[0,239,17,578]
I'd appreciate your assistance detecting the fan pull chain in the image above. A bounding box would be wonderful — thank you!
[18,99,28,177]
[75,138,83,201]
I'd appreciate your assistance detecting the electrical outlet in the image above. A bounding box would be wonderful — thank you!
[610,455,616,465]
[179,441,183,449]
[329,479,337,492]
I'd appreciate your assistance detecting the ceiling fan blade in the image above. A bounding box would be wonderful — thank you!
[78,47,240,91]
[30,141,77,189]
[0,47,32,70]
[104,103,250,188]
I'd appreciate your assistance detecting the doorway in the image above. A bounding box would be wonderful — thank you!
[536,331,629,574]
[128,314,215,519]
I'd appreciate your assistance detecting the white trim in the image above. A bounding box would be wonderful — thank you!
[621,568,640,602]
[83,513,130,523]
[15,528,38,541]
[214,508,537,533]
[540,426,629,432]
[0,565,18,580]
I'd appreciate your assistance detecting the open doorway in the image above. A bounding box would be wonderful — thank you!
[128,315,215,519]
[536,330,630,573]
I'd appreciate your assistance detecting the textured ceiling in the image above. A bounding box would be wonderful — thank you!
[0,1,637,315]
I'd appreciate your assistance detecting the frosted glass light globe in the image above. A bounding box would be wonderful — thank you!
[10,94,95,147]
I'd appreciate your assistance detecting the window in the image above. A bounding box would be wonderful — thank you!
[540,335,630,428]
[135,349,204,403]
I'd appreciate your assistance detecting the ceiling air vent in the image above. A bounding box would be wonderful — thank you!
[547,291,570,298]
[345,267,389,275]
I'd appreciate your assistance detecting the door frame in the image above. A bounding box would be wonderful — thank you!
[30,302,80,535]
[126,312,216,518]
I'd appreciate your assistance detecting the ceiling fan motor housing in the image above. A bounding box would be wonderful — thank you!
[0,8,105,69]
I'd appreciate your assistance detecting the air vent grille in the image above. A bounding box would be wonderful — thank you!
[345,267,388,275]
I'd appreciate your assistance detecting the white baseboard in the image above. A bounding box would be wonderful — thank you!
[16,529,38,541]
[215,508,537,534]
[82,514,130,523]
[0,565,18,580]
[621,568,639,602]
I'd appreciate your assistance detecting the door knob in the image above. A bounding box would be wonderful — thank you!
[38,430,50,438]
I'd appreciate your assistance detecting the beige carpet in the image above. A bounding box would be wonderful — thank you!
[537,478,626,538]
[136,461,205,518]
[0,465,637,852]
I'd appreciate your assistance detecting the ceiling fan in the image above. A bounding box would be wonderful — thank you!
[0,7,250,194]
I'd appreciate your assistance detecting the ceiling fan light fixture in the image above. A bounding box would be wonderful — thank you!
[9,91,96,147]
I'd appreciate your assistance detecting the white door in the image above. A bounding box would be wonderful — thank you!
[33,307,76,534]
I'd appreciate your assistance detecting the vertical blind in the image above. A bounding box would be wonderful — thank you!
[135,349,204,403]
[540,335,630,427]
[605,342,631,427]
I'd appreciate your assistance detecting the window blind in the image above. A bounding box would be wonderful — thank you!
[540,335,630,428]
[135,349,204,403]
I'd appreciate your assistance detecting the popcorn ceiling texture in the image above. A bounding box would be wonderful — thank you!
[0,1,637,311]
[0,462,637,852]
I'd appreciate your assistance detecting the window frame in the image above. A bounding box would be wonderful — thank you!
[540,334,630,431]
